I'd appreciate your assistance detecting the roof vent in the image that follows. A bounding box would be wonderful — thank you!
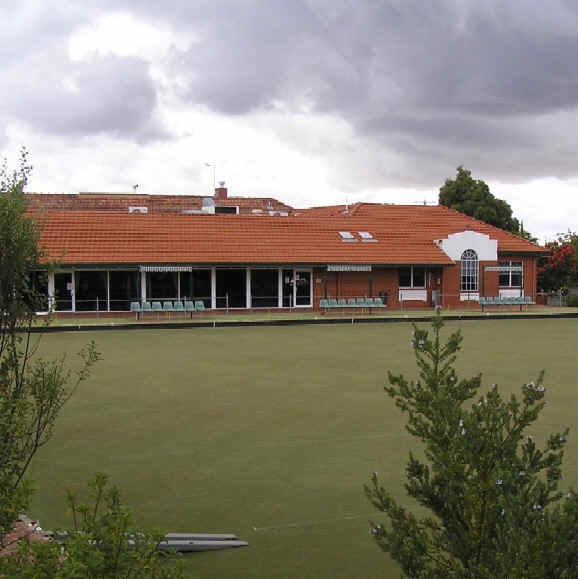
[129,206,148,214]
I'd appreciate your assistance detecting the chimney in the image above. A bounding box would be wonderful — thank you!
[214,181,227,200]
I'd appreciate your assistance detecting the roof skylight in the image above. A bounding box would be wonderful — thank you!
[338,231,357,241]
[358,231,377,242]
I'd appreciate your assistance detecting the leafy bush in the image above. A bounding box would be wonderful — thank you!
[565,294,578,307]
[366,313,578,578]
[0,474,185,578]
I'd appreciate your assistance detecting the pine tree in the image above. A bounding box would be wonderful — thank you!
[365,314,578,578]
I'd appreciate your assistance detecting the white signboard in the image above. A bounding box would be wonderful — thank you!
[484,265,523,272]
[327,264,372,272]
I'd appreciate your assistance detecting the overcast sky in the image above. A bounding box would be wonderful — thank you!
[2,0,578,242]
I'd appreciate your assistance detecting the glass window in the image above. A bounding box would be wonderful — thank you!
[295,271,311,306]
[215,206,238,214]
[511,267,522,287]
[216,269,246,308]
[412,267,426,287]
[358,231,376,242]
[147,272,178,300]
[54,272,73,311]
[499,264,509,288]
[398,267,412,287]
[398,266,425,288]
[251,269,278,308]
[109,271,140,311]
[75,271,108,312]
[461,250,478,291]
[499,261,523,287]
[180,270,211,307]
[27,271,49,311]
[282,269,293,307]
[281,269,312,307]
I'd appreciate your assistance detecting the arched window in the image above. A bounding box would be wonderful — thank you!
[461,249,478,291]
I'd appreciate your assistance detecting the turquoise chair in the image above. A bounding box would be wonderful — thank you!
[195,300,206,313]
[184,301,196,317]
[130,301,141,319]
[347,298,356,308]
[319,299,329,309]
[173,300,185,313]
[163,301,174,312]
[151,301,162,319]
[374,297,385,307]
[337,298,347,308]
[328,298,338,308]
[141,302,152,316]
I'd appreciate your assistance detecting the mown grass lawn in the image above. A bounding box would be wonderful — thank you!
[29,318,578,578]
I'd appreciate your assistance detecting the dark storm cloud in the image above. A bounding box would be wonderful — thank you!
[104,0,578,183]
[145,0,578,116]
[1,46,165,141]
[0,1,166,141]
[5,0,578,184]
[165,0,324,114]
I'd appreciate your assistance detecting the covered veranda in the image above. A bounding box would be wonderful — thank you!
[43,265,314,313]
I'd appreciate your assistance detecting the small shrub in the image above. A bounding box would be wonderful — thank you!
[565,294,578,307]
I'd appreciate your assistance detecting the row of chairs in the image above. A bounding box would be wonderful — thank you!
[130,300,206,318]
[319,297,386,310]
[479,296,534,306]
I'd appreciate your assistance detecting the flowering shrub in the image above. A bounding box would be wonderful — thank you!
[365,314,578,578]
[538,233,578,292]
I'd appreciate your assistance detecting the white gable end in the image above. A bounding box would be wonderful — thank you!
[436,230,497,261]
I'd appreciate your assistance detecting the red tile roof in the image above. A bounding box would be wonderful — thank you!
[34,203,544,267]
[297,203,544,254]
[25,193,293,215]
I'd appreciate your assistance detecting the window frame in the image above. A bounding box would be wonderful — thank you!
[398,266,426,289]
[460,249,479,292]
[498,260,523,287]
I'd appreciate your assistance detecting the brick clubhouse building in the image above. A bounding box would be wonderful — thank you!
[26,186,545,314]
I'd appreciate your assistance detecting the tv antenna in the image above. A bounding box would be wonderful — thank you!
[205,163,216,189]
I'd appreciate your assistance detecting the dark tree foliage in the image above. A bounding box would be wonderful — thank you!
[439,166,528,236]
[0,150,99,546]
[0,149,45,328]
[366,314,578,578]
[0,151,185,577]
